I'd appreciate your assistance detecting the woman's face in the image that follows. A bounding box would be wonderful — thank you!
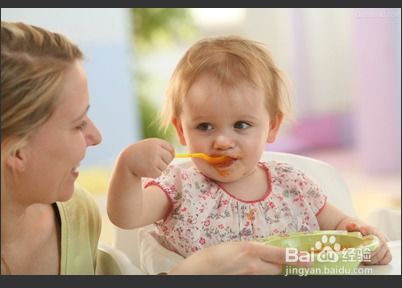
[18,61,102,204]
[173,73,281,183]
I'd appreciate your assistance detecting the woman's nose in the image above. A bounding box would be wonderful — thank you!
[213,134,235,151]
[86,118,102,146]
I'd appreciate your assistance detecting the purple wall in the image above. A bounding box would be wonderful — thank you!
[352,8,401,174]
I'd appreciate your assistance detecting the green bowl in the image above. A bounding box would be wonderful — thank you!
[262,230,379,275]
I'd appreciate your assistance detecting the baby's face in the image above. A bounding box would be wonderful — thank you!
[174,74,280,183]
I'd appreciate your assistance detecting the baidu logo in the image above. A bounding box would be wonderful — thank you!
[286,235,371,263]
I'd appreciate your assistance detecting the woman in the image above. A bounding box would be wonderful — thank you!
[1,20,102,275]
[1,21,306,275]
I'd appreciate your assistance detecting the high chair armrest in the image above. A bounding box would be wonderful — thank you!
[368,208,401,241]
[96,242,146,275]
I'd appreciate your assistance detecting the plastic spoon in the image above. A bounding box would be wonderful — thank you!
[175,153,230,164]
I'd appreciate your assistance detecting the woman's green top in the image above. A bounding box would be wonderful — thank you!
[56,185,101,275]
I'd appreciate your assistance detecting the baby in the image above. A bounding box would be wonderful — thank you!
[107,36,391,265]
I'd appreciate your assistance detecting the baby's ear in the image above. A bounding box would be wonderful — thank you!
[172,117,187,146]
[267,113,284,143]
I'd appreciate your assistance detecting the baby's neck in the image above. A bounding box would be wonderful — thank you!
[219,165,269,202]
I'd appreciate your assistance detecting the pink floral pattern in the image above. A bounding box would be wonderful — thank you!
[144,161,327,257]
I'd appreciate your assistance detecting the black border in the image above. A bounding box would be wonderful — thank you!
[1,1,401,8]
[0,275,399,287]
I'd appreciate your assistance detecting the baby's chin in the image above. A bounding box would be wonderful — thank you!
[201,164,248,183]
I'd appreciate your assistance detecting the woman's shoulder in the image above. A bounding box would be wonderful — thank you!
[57,183,102,237]
[56,184,101,274]
[68,184,98,207]
[58,184,101,222]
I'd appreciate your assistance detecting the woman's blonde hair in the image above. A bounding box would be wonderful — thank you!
[160,35,291,129]
[1,21,83,182]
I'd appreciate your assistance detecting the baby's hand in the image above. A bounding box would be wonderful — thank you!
[345,222,392,265]
[122,138,175,178]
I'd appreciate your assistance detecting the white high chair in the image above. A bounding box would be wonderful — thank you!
[111,151,357,274]
[96,242,145,275]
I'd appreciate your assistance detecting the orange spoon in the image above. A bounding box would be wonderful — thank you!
[175,153,230,164]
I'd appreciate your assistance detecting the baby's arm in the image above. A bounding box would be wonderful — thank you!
[317,202,392,264]
[107,138,175,229]
[316,202,361,230]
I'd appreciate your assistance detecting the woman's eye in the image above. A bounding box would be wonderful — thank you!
[234,121,251,129]
[196,123,213,131]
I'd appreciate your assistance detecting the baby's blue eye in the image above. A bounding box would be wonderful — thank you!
[234,121,251,129]
[197,123,213,131]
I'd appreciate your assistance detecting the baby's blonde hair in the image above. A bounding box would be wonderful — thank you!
[160,35,290,130]
[1,21,83,189]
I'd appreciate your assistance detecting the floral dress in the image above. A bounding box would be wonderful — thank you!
[144,161,327,257]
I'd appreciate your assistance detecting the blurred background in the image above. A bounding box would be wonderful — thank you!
[2,8,401,244]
